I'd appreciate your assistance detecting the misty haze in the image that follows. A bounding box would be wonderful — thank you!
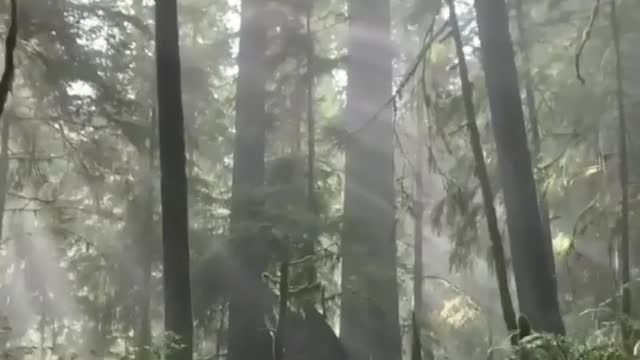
[0,0,636,359]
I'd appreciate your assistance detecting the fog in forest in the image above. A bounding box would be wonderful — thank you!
[0,0,637,359]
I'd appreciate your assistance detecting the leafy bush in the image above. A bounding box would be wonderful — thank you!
[508,333,630,360]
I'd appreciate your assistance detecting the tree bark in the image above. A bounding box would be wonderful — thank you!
[154,0,194,359]
[340,0,401,359]
[514,0,565,332]
[514,0,556,283]
[473,0,565,334]
[609,0,631,351]
[0,0,17,244]
[445,0,518,336]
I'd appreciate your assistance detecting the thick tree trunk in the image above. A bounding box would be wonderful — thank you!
[473,0,565,334]
[609,0,632,351]
[154,0,194,359]
[340,0,401,359]
[514,0,556,283]
[195,248,346,360]
[445,0,518,337]
[0,0,17,243]
[227,0,271,359]
[513,0,564,330]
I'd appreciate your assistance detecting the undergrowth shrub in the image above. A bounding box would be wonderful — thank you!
[508,333,630,360]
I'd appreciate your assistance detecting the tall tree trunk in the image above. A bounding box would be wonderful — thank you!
[609,0,631,351]
[154,0,194,359]
[473,0,565,334]
[411,312,422,360]
[227,0,271,359]
[445,0,518,336]
[136,107,157,360]
[513,0,540,160]
[304,3,318,289]
[340,0,401,359]
[214,302,227,358]
[133,2,155,357]
[514,0,555,281]
[413,86,434,360]
[413,97,425,325]
[0,0,17,243]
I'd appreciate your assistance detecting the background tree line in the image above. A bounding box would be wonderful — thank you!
[0,0,635,359]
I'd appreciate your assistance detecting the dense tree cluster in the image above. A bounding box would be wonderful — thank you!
[0,0,636,359]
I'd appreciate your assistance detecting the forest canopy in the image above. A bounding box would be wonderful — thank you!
[0,0,637,359]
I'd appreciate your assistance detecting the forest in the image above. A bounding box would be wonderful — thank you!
[0,0,638,359]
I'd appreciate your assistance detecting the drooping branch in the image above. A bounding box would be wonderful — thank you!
[346,10,446,137]
[444,0,518,339]
[575,0,601,85]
